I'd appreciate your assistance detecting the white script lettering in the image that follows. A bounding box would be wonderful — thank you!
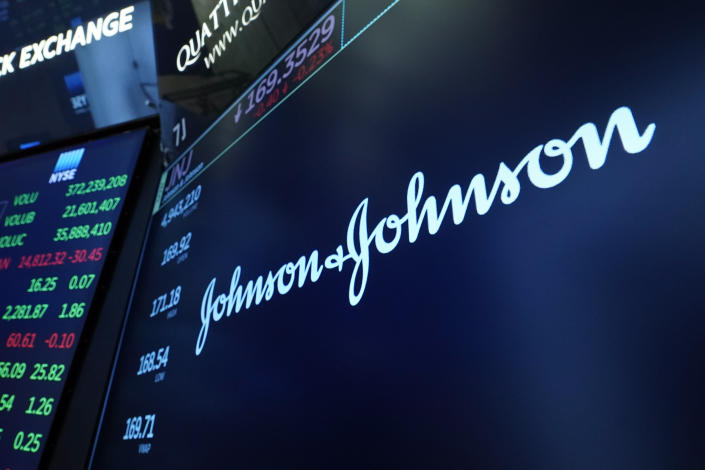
[195,106,656,355]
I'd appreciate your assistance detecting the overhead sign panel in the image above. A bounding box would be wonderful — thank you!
[152,0,335,155]
[0,1,157,155]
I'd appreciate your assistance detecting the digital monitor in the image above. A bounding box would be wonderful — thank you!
[90,1,705,468]
[0,128,146,469]
[0,1,157,155]
[153,0,334,155]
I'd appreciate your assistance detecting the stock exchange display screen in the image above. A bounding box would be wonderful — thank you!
[90,1,705,469]
[0,0,157,154]
[0,129,146,470]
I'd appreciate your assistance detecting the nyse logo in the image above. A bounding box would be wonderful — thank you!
[71,94,89,112]
[49,148,84,183]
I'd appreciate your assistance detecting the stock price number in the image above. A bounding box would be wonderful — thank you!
[27,276,58,293]
[6,332,36,349]
[44,332,76,349]
[18,251,66,269]
[236,14,336,121]
[161,185,201,228]
[58,302,86,319]
[65,174,128,197]
[3,304,48,321]
[25,396,54,416]
[161,232,191,266]
[0,362,26,380]
[150,286,181,317]
[0,393,14,412]
[29,363,65,382]
[18,247,102,268]
[53,221,112,242]
[68,273,96,290]
[123,414,156,440]
[68,247,104,264]
[137,346,170,376]
[62,197,121,218]
[12,431,42,453]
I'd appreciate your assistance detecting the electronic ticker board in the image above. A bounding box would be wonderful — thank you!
[0,128,146,470]
[90,1,705,468]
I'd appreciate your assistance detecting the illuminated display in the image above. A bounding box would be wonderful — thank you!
[0,129,145,470]
[90,1,705,469]
[0,1,157,155]
[0,5,135,78]
[154,0,335,155]
[155,2,344,207]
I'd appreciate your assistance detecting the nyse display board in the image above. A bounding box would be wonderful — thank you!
[0,1,157,155]
[91,1,705,469]
[0,129,146,470]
